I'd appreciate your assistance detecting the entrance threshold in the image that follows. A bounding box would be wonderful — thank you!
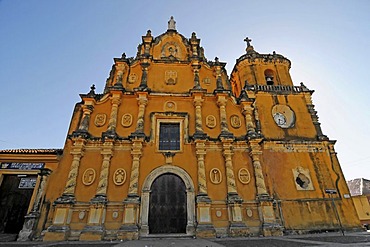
[140,233,194,239]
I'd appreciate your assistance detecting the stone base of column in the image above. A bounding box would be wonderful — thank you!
[215,227,228,238]
[195,224,215,238]
[117,225,139,240]
[43,201,74,241]
[262,222,284,236]
[17,212,39,241]
[79,225,105,241]
[43,225,71,241]
[229,223,250,237]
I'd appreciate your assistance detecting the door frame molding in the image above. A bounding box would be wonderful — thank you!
[139,165,195,237]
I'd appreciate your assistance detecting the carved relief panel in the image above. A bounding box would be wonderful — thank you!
[94,113,107,127]
[292,166,314,190]
[121,113,133,127]
[206,115,216,129]
[82,168,96,186]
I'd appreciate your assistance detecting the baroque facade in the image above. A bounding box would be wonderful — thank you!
[0,17,362,241]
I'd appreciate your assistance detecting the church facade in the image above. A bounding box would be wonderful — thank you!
[0,17,361,241]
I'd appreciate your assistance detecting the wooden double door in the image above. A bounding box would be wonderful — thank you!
[148,173,187,234]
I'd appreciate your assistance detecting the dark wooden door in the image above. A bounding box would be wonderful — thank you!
[0,175,35,234]
[148,173,187,234]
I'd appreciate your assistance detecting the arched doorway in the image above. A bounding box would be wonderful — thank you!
[140,165,195,237]
[149,173,186,234]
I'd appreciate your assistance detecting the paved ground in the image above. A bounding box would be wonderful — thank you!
[0,231,369,247]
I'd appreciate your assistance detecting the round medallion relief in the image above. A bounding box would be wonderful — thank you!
[79,210,86,220]
[238,168,251,184]
[216,210,222,218]
[230,115,241,129]
[112,211,119,219]
[121,114,133,127]
[94,113,107,127]
[246,208,253,218]
[82,168,96,186]
[113,168,127,186]
[210,168,222,184]
[206,115,216,129]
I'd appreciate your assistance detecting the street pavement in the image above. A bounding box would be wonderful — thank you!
[0,231,369,247]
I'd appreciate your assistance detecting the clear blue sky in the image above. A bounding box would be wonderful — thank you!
[0,0,369,180]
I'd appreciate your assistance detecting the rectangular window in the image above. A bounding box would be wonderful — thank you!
[159,123,180,151]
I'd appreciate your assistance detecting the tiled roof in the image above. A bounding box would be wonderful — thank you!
[0,149,63,154]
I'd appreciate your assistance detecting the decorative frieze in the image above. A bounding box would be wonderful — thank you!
[264,141,325,153]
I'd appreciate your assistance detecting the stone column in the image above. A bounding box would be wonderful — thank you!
[221,138,246,236]
[241,102,257,138]
[132,92,148,137]
[104,93,121,138]
[18,169,51,241]
[195,140,215,237]
[248,139,283,236]
[95,141,114,198]
[128,140,143,197]
[217,95,233,138]
[44,139,86,241]
[79,142,114,241]
[119,137,144,240]
[77,104,93,134]
[222,140,238,196]
[249,140,268,197]
[192,93,207,139]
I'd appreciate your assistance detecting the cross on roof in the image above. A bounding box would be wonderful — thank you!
[244,37,252,47]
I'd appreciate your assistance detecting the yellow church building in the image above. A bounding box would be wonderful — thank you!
[0,17,362,241]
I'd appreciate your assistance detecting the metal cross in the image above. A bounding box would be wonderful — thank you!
[244,37,252,47]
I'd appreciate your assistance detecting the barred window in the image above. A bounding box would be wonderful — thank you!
[159,123,180,151]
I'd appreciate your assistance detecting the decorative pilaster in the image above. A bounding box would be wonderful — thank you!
[217,95,233,139]
[119,138,143,240]
[195,140,215,237]
[128,140,143,197]
[79,142,113,240]
[62,139,86,199]
[221,138,247,235]
[103,93,121,139]
[75,104,93,138]
[249,139,268,197]
[195,141,208,195]
[248,139,283,236]
[131,92,148,138]
[241,102,257,138]
[136,62,150,91]
[192,93,207,139]
[221,139,238,198]
[18,169,52,241]
[44,139,86,241]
